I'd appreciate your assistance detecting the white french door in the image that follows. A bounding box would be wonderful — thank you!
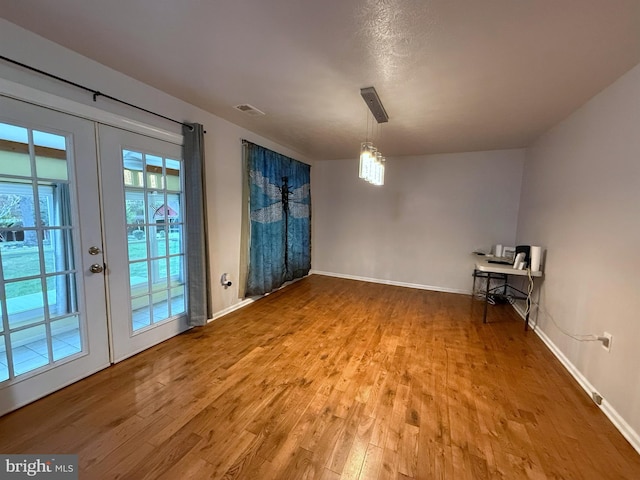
[0,97,190,414]
[98,125,188,363]
[0,96,110,415]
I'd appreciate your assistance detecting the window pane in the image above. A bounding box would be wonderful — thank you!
[0,336,8,381]
[38,187,53,228]
[129,261,149,293]
[0,182,36,232]
[46,274,78,318]
[47,184,72,227]
[51,316,81,361]
[169,255,183,282]
[33,130,68,181]
[146,155,164,190]
[150,259,167,291]
[165,194,182,223]
[6,279,44,329]
[165,159,181,192]
[165,159,180,170]
[155,225,169,256]
[127,226,148,261]
[0,123,31,177]
[123,150,144,188]
[168,225,183,255]
[147,192,164,222]
[1,241,42,280]
[44,228,75,274]
[170,286,185,316]
[33,130,66,150]
[144,226,161,260]
[0,123,28,143]
[152,291,169,322]
[132,296,151,331]
[125,190,146,225]
[11,324,49,376]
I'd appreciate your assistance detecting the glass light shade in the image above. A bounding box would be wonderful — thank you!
[369,152,382,185]
[365,146,376,180]
[359,142,372,178]
[359,142,385,185]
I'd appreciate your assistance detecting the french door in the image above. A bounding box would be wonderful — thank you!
[0,96,110,415]
[99,125,188,362]
[0,97,189,415]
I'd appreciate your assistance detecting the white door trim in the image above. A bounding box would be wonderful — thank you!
[0,78,183,145]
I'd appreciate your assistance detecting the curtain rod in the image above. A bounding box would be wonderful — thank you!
[0,54,194,131]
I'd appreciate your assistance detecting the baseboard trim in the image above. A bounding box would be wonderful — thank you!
[207,276,309,323]
[309,270,470,295]
[512,304,640,455]
[208,298,255,323]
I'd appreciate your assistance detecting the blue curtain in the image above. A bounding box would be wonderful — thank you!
[245,141,311,296]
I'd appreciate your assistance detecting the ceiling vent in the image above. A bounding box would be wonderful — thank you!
[234,104,265,116]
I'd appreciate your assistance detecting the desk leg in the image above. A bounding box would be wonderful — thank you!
[472,270,477,296]
[483,273,490,323]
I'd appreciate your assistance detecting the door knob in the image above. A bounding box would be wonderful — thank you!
[90,263,104,274]
[88,246,101,255]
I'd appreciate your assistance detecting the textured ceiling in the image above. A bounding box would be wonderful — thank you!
[1,0,639,160]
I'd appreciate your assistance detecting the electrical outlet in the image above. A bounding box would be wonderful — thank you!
[592,392,603,405]
[602,332,612,352]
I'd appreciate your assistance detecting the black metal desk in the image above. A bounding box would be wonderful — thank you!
[472,260,542,330]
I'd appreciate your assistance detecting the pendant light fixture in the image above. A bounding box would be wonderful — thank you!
[359,87,388,186]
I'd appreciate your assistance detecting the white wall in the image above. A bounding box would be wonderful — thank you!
[0,19,312,317]
[312,149,525,293]
[517,63,640,444]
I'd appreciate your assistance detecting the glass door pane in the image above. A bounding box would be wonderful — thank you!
[0,123,80,380]
[123,150,185,331]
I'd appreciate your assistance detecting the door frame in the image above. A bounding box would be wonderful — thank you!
[0,78,182,145]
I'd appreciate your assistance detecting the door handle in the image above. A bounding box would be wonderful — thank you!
[90,263,104,274]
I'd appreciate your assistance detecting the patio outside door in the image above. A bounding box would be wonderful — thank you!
[0,97,190,415]
[98,125,188,363]
[0,96,110,415]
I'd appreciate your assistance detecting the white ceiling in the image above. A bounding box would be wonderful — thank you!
[2,0,639,160]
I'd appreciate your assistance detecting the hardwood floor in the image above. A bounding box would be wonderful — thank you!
[1,274,639,479]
